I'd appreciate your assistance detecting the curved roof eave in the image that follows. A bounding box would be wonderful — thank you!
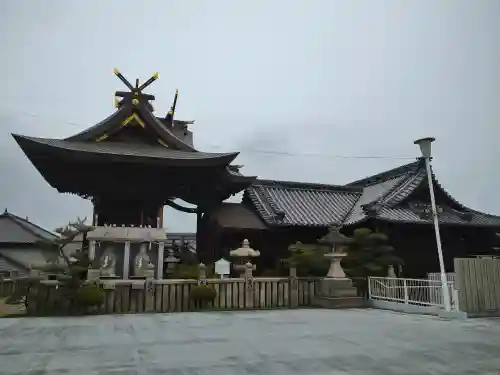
[11,134,239,167]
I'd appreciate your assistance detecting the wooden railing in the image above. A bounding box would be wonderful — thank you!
[20,276,320,315]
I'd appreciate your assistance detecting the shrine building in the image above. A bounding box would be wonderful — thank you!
[12,71,500,279]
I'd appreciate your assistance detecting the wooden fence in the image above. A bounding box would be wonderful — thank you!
[4,276,320,315]
[454,258,500,317]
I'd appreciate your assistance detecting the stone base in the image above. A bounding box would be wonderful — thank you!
[313,296,366,309]
[318,278,358,298]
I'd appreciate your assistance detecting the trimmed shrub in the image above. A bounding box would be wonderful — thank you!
[189,285,216,309]
[75,284,104,310]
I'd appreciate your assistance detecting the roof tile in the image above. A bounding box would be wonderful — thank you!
[244,160,500,229]
[244,180,361,227]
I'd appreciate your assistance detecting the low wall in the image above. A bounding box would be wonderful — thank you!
[368,299,440,316]
[23,277,321,315]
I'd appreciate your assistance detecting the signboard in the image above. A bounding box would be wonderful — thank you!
[214,258,231,278]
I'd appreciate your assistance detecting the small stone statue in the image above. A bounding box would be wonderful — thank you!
[134,242,155,277]
[99,246,117,277]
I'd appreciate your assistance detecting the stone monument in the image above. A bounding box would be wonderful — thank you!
[87,226,166,280]
[133,242,155,278]
[99,246,117,277]
[164,248,180,277]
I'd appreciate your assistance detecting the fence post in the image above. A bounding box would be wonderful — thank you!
[367,277,372,300]
[244,262,254,309]
[403,279,409,304]
[289,267,298,308]
[144,269,155,312]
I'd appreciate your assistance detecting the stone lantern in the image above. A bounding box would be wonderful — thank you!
[164,248,180,277]
[230,239,260,277]
[318,225,353,279]
[314,225,361,306]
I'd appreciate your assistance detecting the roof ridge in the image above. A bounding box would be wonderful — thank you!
[253,179,362,193]
[0,212,57,241]
[244,187,277,224]
[63,88,197,152]
[378,170,426,207]
[345,159,423,187]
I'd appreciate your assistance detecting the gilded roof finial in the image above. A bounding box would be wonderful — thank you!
[166,88,179,117]
[113,68,134,90]
[138,72,159,91]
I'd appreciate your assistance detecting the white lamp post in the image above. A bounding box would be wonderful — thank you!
[414,137,451,312]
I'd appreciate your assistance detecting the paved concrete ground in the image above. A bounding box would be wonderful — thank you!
[1,309,500,375]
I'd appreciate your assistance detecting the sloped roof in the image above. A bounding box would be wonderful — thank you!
[343,160,426,224]
[344,159,500,227]
[242,159,500,229]
[12,135,239,167]
[0,211,57,244]
[376,206,500,226]
[243,180,362,227]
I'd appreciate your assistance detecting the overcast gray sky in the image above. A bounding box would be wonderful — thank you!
[1,0,499,232]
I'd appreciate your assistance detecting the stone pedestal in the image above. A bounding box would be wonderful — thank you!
[313,277,365,309]
[319,278,358,298]
[325,252,347,278]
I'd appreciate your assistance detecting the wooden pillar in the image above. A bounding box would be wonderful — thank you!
[157,205,164,228]
[196,210,203,262]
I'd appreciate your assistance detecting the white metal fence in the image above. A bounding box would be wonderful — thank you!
[368,276,459,311]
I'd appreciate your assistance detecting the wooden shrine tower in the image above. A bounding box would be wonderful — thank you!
[13,70,256,260]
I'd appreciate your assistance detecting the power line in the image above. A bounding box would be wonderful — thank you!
[6,110,416,161]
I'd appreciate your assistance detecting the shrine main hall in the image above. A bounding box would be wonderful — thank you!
[12,71,500,278]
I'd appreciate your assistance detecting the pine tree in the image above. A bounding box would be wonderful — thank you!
[342,227,403,278]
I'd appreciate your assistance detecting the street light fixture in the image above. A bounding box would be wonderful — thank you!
[414,137,451,312]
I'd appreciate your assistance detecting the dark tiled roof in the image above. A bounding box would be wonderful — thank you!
[343,158,500,227]
[64,102,196,152]
[0,211,57,244]
[12,134,238,166]
[243,159,500,229]
[377,205,500,227]
[343,160,426,225]
[211,203,268,230]
[244,180,362,227]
